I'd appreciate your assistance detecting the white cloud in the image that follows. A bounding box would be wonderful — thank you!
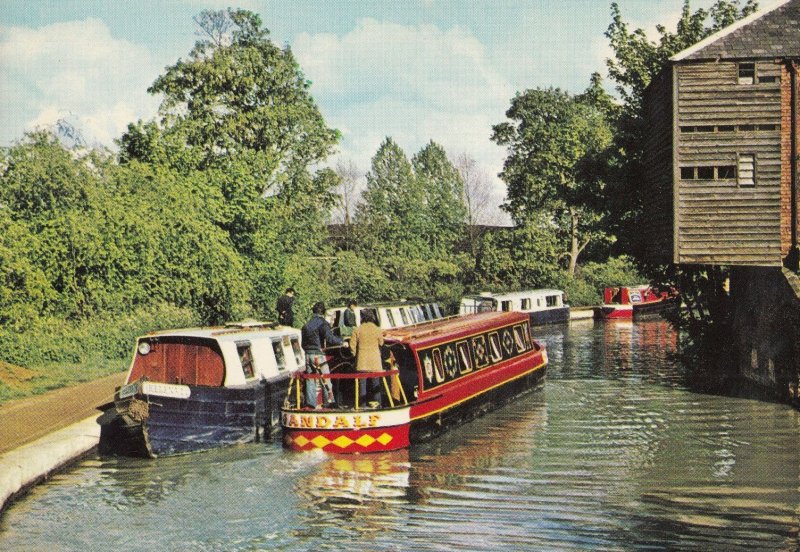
[293,18,514,223]
[0,18,161,146]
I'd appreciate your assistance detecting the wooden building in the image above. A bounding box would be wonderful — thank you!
[642,0,800,267]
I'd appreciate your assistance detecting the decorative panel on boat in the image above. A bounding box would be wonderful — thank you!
[129,337,225,386]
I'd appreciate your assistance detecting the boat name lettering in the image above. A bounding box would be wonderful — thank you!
[282,413,381,429]
[142,382,191,399]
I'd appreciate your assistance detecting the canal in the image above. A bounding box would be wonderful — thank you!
[1,319,799,551]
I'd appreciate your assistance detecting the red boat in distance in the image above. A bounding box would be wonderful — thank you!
[595,285,679,321]
[281,311,548,454]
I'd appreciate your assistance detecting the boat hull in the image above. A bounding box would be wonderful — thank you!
[528,306,570,326]
[596,297,678,321]
[99,378,288,458]
[282,356,547,454]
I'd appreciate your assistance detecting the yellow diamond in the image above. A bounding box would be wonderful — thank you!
[332,435,355,448]
[355,434,377,447]
[294,435,309,447]
[376,433,393,445]
[311,435,332,448]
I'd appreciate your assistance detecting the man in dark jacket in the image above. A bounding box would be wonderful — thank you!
[276,287,295,326]
[341,299,358,337]
[301,301,342,408]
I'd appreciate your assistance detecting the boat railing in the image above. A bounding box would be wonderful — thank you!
[285,369,409,411]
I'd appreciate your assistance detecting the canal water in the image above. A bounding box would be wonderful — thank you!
[2,319,799,551]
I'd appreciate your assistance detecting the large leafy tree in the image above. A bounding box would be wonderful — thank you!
[412,141,467,255]
[354,138,468,303]
[119,8,341,317]
[145,9,338,179]
[492,76,615,275]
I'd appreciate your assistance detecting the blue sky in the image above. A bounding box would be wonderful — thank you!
[1,0,742,220]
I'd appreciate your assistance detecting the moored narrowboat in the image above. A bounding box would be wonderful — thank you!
[459,289,570,325]
[595,285,678,320]
[281,311,547,454]
[327,300,444,336]
[98,321,304,457]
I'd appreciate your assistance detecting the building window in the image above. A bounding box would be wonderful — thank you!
[759,75,778,84]
[697,166,714,180]
[738,62,755,84]
[680,165,737,180]
[738,154,755,186]
[717,165,736,179]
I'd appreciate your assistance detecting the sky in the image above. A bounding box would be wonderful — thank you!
[0,0,739,222]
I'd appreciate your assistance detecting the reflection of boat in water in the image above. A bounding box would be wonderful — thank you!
[282,312,548,454]
[98,321,304,457]
[297,450,411,505]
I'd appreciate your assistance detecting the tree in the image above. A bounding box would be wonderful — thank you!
[146,8,339,182]
[492,77,615,275]
[454,153,500,260]
[332,159,361,226]
[412,141,467,255]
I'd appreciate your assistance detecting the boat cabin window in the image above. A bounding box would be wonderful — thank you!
[399,308,410,325]
[271,339,287,371]
[383,309,396,328]
[409,308,419,323]
[488,332,503,363]
[431,304,442,318]
[501,300,512,312]
[546,295,558,307]
[537,298,542,307]
[521,298,531,310]
[237,342,255,378]
[290,336,303,366]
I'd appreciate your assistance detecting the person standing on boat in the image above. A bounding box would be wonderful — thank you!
[341,299,358,337]
[349,309,385,406]
[301,301,342,408]
[276,287,296,327]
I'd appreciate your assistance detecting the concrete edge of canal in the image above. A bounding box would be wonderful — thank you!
[0,415,100,516]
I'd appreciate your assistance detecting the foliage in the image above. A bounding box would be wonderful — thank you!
[559,255,644,306]
[491,76,616,274]
[474,222,562,291]
[355,138,468,298]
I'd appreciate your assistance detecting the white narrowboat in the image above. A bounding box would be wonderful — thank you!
[327,301,444,336]
[459,290,570,326]
[97,321,304,457]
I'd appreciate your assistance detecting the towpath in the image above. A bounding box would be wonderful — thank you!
[0,372,126,455]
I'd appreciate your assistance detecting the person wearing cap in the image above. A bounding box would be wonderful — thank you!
[300,301,343,408]
[276,287,296,326]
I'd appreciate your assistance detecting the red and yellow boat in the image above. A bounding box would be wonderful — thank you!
[281,311,547,453]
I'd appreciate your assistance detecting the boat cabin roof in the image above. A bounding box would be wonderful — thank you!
[384,311,529,349]
[462,289,564,301]
[139,321,299,344]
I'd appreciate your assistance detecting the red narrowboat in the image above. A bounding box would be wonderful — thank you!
[281,311,547,454]
[595,285,678,320]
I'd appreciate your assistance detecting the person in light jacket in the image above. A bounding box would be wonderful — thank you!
[349,309,384,406]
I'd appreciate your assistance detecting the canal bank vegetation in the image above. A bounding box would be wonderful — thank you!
[0,7,658,403]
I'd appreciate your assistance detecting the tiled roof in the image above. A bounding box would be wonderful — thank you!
[672,0,800,61]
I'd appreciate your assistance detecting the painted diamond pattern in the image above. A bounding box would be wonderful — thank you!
[355,434,377,447]
[289,433,395,450]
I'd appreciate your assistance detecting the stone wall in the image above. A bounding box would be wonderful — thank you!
[729,266,800,403]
